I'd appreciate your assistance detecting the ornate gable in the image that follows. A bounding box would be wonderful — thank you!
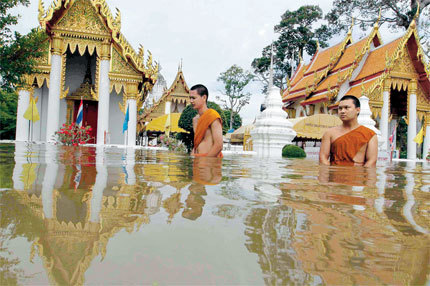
[54,0,109,36]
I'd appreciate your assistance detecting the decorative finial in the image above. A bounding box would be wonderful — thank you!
[138,44,144,59]
[375,8,381,28]
[114,8,121,29]
[269,42,274,89]
[348,17,354,36]
[316,40,320,50]
[38,0,45,20]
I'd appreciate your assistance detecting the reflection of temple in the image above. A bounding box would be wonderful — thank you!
[244,207,317,285]
[283,17,430,159]
[7,143,163,285]
[247,167,430,285]
[15,0,158,145]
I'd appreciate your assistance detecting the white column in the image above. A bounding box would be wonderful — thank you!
[97,59,110,145]
[380,86,390,150]
[41,144,58,219]
[125,148,136,185]
[90,147,107,222]
[127,98,137,146]
[15,89,30,141]
[165,101,171,114]
[423,124,430,159]
[45,53,63,142]
[407,82,417,160]
[12,142,27,190]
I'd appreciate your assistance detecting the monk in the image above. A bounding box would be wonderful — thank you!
[190,84,223,157]
[320,95,378,167]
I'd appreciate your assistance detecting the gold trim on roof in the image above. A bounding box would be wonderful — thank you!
[38,0,158,83]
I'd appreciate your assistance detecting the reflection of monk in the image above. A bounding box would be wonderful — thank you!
[320,95,378,167]
[189,84,223,157]
[318,165,377,187]
[182,183,207,221]
[192,157,222,186]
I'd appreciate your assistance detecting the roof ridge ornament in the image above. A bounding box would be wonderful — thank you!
[375,9,381,28]
[348,17,354,36]
[269,42,274,89]
[38,0,45,21]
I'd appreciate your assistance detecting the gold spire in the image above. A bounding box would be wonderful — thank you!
[375,9,381,28]
[38,0,45,22]
[347,17,354,36]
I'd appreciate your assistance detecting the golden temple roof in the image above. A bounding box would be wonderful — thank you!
[139,68,190,125]
[36,0,158,84]
[284,18,430,107]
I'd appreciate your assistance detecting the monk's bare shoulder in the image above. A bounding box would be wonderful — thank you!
[323,126,340,139]
[192,115,200,132]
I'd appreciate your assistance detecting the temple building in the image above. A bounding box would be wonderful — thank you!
[283,18,430,159]
[15,0,158,146]
[138,66,190,133]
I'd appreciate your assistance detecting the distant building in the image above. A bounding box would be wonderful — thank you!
[283,19,430,159]
[138,67,190,133]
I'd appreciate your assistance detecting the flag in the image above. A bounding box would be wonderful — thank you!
[414,126,424,145]
[76,99,84,127]
[73,164,81,190]
[123,104,129,133]
[165,113,171,137]
[23,95,40,122]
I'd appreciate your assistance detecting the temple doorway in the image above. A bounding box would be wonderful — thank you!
[73,100,98,144]
[390,88,408,158]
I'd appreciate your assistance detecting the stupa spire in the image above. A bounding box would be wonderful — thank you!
[269,43,274,89]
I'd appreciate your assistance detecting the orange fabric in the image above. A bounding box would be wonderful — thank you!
[330,126,376,166]
[192,157,222,185]
[193,108,222,155]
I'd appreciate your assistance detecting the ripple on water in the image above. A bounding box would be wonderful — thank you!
[0,142,430,285]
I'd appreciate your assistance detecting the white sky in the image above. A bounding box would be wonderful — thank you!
[13,0,398,126]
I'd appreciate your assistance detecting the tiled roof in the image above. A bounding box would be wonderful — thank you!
[315,69,350,93]
[283,91,307,102]
[301,93,329,106]
[355,38,402,81]
[305,42,343,74]
[290,63,308,87]
[332,37,368,71]
[346,77,380,98]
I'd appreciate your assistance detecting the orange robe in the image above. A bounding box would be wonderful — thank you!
[193,108,223,158]
[330,125,376,166]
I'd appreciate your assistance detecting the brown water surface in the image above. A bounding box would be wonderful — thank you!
[1,142,430,285]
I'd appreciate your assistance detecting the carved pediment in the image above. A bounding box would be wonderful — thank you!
[55,0,109,36]
[110,48,140,77]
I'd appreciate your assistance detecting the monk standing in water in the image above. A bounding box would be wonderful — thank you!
[190,84,223,157]
[320,95,378,167]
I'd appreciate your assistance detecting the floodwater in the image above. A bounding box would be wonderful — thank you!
[1,142,430,285]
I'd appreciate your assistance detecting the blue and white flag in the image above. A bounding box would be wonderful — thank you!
[123,104,129,133]
[76,99,84,127]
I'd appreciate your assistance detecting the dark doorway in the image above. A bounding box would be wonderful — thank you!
[73,100,98,144]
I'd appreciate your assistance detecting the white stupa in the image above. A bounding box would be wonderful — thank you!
[357,96,385,150]
[251,47,296,157]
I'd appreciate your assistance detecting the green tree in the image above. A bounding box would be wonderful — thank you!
[216,65,253,130]
[252,5,333,92]
[326,0,430,50]
[178,102,225,152]
[0,0,46,139]
[222,110,242,132]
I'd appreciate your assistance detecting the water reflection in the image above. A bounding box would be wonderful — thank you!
[1,143,430,284]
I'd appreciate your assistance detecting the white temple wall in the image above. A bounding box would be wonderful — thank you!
[108,91,124,145]
[33,83,49,141]
[59,98,68,129]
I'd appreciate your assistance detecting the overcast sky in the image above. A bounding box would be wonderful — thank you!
[13,0,398,125]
